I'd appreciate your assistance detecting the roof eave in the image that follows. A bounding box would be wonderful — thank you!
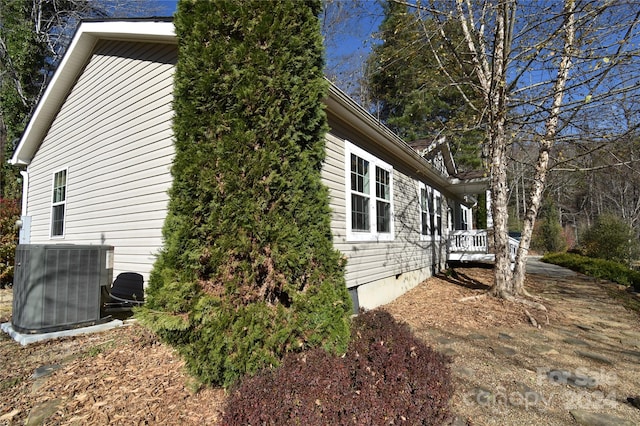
[325,83,460,199]
[446,177,490,196]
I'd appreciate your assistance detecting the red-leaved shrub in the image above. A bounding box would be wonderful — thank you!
[0,198,20,288]
[222,309,453,425]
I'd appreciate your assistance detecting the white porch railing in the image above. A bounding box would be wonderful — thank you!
[448,229,519,262]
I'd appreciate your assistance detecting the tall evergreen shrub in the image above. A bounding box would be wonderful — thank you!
[138,0,352,387]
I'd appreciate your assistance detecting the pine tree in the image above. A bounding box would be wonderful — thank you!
[138,0,352,387]
[366,1,484,171]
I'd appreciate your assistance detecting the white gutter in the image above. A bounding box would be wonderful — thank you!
[326,84,485,201]
[19,170,28,215]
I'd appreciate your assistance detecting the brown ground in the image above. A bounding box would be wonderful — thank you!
[1,266,639,425]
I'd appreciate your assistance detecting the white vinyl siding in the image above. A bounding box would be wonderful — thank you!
[323,134,448,289]
[25,40,177,282]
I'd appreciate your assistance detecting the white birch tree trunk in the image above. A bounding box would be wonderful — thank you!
[512,0,576,295]
[454,0,514,294]
[400,0,640,301]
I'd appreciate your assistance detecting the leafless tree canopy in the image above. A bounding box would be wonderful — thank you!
[377,0,640,298]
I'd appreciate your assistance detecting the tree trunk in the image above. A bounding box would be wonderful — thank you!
[483,0,515,298]
[512,0,575,295]
[0,113,7,196]
[490,127,514,297]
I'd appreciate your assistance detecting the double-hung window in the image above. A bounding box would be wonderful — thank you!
[51,169,67,237]
[419,183,431,238]
[346,141,393,241]
[432,190,442,237]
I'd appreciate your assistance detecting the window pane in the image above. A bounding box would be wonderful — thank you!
[350,154,369,194]
[53,170,66,203]
[421,212,429,235]
[420,188,429,235]
[435,195,442,235]
[351,194,369,231]
[376,200,390,233]
[52,205,65,236]
[375,167,390,200]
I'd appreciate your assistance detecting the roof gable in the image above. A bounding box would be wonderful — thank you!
[10,20,175,166]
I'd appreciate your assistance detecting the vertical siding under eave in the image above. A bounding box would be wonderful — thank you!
[25,40,177,283]
[322,133,442,289]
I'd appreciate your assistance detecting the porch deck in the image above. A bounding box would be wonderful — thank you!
[447,229,519,263]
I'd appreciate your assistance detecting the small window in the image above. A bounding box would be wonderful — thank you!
[433,191,442,237]
[419,184,430,237]
[346,141,393,241]
[51,169,67,237]
[461,207,469,230]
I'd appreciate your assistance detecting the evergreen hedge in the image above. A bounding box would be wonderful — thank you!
[581,214,640,264]
[542,252,640,290]
[137,0,352,387]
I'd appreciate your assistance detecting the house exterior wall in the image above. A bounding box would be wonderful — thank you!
[24,40,177,281]
[323,129,449,310]
[21,36,455,310]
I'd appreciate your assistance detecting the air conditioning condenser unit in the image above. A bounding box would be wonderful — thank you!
[12,244,114,333]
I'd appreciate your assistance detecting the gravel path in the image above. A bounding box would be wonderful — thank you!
[384,262,640,425]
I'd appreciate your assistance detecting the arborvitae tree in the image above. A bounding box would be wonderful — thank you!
[366,1,484,171]
[138,0,352,387]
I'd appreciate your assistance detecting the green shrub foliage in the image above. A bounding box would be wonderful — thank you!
[542,252,640,290]
[137,0,351,387]
[581,214,639,264]
[531,198,567,254]
[222,309,453,425]
[0,198,20,287]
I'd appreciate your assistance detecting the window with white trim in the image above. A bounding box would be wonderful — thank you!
[461,207,469,230]
[431,190,442,237]
[51,169,67,237]
[419,183,430,237]
[346,141,394,241]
